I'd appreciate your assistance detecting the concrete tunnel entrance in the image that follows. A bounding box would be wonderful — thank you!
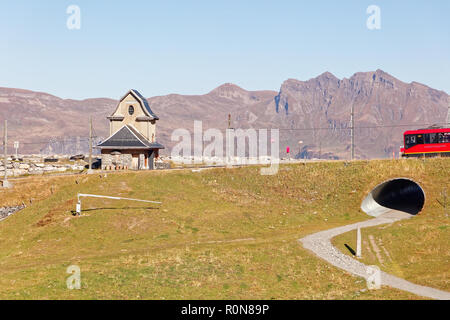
[361,178,425,217]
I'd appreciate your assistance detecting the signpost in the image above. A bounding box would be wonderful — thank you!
[14,141,19,159]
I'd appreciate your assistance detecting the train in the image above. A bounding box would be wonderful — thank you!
[400,127,450,157]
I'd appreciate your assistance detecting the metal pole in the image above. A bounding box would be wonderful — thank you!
[76,136,80,154]
[319,140,322,159]
[350,104,355,160]
[78,193,162,204]
[447,98,450,126]
[89,116,93,171]
[76,193,162,215]
[3,120,7,182]
[227,114,233,166]
[356,227,362,258]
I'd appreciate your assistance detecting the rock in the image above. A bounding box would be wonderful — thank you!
[19,163,30,170]
[0,205,25,220]
[1,180,13,188]
[13,169,27,176]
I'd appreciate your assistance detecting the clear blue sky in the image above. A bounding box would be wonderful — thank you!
[0,0,449,99]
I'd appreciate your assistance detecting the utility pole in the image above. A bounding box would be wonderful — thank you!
[227,114,232,166]
[76,136,80,155]
[3,120,7,181]
[2,120,11,188]
[319,140,322,159]
[447,98,450,127]
[88,116,93,173]
[350,104,355,160]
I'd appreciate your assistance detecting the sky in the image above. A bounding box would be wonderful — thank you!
[0,0,449,99]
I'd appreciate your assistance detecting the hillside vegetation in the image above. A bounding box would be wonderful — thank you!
[0,159,448,299]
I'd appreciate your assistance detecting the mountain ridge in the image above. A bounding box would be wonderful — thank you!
[0,70,448,158]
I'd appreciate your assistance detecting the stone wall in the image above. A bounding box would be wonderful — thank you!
[155,161,170,170]
[101,154,132,170]
[0,154,168,176]
[0,160,86,176]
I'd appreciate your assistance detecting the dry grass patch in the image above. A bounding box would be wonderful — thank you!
[0,158,448,299]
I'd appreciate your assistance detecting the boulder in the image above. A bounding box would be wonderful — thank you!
[19,163,30,170]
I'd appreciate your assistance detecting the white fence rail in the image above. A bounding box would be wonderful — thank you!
[76,193,161,215]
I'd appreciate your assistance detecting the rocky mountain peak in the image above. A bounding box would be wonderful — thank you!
[0,71,447,160]
[209,83,247,96]
[315,71,339,81]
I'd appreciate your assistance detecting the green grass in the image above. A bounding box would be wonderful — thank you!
[332,159,449,292]
[333,212,449,291]
[0,158,448,299]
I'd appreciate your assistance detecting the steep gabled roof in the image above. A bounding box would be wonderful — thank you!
[96,125,164,149]
[111,89,159,120]
[130,89,159,120]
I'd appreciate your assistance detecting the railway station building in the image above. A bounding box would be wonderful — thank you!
[96,89,164,170]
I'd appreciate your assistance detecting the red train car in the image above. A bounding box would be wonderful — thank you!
[400,127,450,157]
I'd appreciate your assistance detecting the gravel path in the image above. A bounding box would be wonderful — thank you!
[0,205,25,221]
[299,211,450,300]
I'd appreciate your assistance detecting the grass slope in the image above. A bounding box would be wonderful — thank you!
[0,159,448,299]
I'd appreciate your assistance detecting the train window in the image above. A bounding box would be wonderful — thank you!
[405,131,449,149]
[440,132,450,143]
[405,135,416,148]
[430,133,438,144]
[416,134,424,144]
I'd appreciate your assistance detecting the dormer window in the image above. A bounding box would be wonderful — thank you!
[128,105,135,115]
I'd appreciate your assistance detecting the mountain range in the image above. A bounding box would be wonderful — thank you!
[0,69,448,159]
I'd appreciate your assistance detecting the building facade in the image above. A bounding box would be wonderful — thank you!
[96,89,164,170]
